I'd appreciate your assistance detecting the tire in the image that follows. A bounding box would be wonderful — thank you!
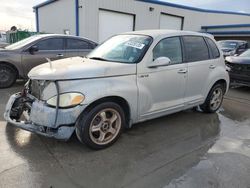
[0,64,17,88]
[200,84,224,113]
[75,102,125,150]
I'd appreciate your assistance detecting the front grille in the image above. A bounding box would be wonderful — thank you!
[227,63,250,83]
[227,63,250,76]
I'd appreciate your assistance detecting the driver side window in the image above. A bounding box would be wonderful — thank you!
[36,38,64,51]
[153,37,182,64]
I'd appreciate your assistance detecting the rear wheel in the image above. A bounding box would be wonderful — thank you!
[76,102,125,150]
[0,64,17,88]
[200,84,224,113]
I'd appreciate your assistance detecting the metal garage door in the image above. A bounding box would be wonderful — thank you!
[99,10,134,42]
[160,13,183,30]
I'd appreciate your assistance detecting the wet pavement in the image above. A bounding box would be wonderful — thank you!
[0,81,250,188]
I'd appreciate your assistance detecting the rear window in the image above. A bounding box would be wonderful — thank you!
[183,36,209,62]
[206,38,220,58]
[66,39,91,50]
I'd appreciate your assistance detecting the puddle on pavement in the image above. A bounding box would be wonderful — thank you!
[164,114,250,188]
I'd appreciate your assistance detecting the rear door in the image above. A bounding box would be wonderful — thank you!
[183,36,219,106]
[21,37,65,76]
[65,38,96,58]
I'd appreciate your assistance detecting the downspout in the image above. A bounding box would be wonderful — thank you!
[75,0,79,36]
[35,8,39,32]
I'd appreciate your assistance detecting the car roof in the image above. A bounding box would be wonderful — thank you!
[123,29,213,39]
[33,34,97,43]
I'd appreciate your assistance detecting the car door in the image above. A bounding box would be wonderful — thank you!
[21,37,65,76]
[65,38,95,58]
[137,36,187,121]
[182,36,218,107]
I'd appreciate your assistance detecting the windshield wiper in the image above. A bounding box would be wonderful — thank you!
[89,57,108,61]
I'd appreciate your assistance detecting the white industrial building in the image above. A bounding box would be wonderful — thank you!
[33,0,250,43]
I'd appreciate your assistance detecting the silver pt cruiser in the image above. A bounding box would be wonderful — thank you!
[4,30,229,149]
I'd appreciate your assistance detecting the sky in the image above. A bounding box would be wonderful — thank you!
[0,0,250,31]
[0,0,44,31]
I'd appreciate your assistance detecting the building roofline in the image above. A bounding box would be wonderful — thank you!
[33,0,58,9]
[34,0,250,17]
[205,31,250,36]
[137,0,250,16]
[202,24,250,29]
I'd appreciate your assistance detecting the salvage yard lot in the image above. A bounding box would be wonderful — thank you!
[0,81,250,188]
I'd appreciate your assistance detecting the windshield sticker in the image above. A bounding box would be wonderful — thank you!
[125,41,145,49]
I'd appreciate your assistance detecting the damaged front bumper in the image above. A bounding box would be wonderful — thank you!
[4,93,85,140]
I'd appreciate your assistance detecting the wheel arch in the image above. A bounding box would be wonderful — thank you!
[204,78,228,103]
[83,96,131,128]
[0,61,19,77]
[211,79,228,94]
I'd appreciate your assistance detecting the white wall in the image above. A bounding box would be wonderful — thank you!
[98,10,134,42]
[38,0,76,35]
[159,14,183,30]
[78,0,250,42]
[37,0,250,42]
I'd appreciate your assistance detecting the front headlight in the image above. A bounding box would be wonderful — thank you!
[46,93,85,108]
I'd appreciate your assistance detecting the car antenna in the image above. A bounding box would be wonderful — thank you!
[46,58,52,69]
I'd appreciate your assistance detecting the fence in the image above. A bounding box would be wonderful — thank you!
[6,31,40,44]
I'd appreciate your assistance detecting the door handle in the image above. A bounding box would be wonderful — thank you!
[56,54,64,57]
[178,69,187,74]
[209,65,216,69]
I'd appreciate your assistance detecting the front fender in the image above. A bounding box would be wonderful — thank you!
[57,75,138,123]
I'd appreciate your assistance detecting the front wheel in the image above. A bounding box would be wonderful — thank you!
[76,102,125,150]
[200,84,224,113]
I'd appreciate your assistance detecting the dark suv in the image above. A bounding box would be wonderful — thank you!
[218,40,248,57]
[0,34,97,88]
[226,49,250,87]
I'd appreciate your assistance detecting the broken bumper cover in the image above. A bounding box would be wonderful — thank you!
[4,93,86,140]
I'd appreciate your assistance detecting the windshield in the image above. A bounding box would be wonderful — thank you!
[218,41,238,49]
[5,35,41,50]
[87,34,152,64]
[239,49,250,57]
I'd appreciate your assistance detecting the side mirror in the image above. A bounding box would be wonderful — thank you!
[29,45,38,55]
[148,57,171,68]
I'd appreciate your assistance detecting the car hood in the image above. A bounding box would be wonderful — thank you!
[225,56,250,64]
[28,57,137,80]
[0,48,18,53]
[0,48,11,52]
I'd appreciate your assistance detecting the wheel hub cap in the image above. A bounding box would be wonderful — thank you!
[210,88,223,111]
[101,122,110,132]
[89,108,122,145]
